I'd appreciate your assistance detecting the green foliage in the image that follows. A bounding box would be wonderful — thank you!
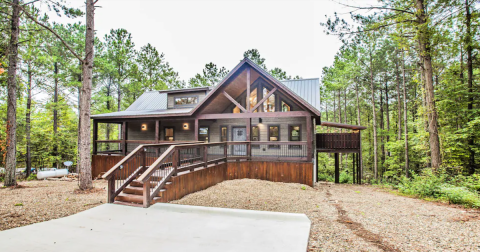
[26,174,37,181]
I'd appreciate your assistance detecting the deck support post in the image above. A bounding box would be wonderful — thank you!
[334,152,339,184]
[93,119,98,155]
[122,121,127,156]
[203,145,208,168]
[352,153,356,184]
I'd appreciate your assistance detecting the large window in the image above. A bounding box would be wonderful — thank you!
[268,125,279,141]
[282,101,291,112]
[164,127,174,141]
[199,127,209,142]
[249,88,258,112]
[220,126,228,142]
[263,88,275,112]
[174,96,198,107]
[251,126,260,141]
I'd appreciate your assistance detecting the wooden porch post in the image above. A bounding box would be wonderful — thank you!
[306,116,312,161]
[122,121,127,156]
[93,119,98,155]
[194,119,199,141]
[155,120,159,143]
[352,153,356,184]
[334,152,339,184]
[246,118,251,159]
[246,67,251,112]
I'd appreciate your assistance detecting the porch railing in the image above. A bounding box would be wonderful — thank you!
[316,133,360,150]
[101,142,199,203]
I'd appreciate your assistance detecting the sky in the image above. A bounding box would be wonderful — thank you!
[40,0,373,82]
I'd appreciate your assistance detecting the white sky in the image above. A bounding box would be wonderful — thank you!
[40,0,374,82]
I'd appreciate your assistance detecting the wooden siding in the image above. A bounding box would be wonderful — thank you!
[159,161,313,202]
[92,155,124,178]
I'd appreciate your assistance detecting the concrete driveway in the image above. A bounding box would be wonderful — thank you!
[0,203,311,252]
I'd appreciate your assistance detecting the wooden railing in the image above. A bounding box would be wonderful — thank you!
[137,142,228,207]
[95,140,160,155]
[316,133,360,150]
[101,142,199,203]
[226,141,309,161]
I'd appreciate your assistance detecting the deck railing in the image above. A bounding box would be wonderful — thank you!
[101,142,199,203]
[316,133,360,150]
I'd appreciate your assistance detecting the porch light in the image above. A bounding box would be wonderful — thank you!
[141,124,147,131]
[183,123,190,130]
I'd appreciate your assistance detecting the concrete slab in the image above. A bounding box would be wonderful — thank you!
[0,203,311,252]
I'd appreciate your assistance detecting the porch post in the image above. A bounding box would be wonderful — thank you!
[155,120,159,143]
[194,119,199,141]
[352,153,356,184]
[122,121,127,156]
[92,119,98,155]
[306,116,312,161]
[246,118,251,159]
[334,152,339,184]
[246,67,251,112]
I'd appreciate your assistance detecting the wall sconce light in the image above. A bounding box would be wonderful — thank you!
[141,124,147,131]
[183,123,190,130]
[258,118,263,124]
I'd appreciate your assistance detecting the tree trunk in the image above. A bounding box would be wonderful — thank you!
[369,51,378,179]
[26,63,32,178]
[355,79,363,175]
[380,85,385,178]
[395,53,402,140]
[4,0,20,187]
[416,0,441,169]
[54,62,59,168]
[465,0,475,174]
[385,75,390,157]
[402,50,409,177]
[78,0,95,190]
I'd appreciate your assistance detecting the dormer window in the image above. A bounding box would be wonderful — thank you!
[174,96,198,108]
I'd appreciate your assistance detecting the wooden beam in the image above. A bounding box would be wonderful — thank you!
[306,116,312,161]
[251,87,277,112]
[93,119,98,155]
[223,91,246,113]
[155,120,160,144]
[334,153,339,184]
[122,121,127,156]
[246,67,251,112]
[197,111,310,120]
[246,118,251,158]
[194,119,199,141]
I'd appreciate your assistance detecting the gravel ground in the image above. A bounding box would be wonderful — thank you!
[172,179,480,252]
[0,179,107,231]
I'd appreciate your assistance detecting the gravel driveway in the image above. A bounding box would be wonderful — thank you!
[172,179,480,252]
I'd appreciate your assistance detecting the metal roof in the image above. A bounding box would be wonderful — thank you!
[91,108,192,118]
[280,78,321,112]
[125,91,167,111]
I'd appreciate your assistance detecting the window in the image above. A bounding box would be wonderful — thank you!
[268,125,280,149]
[289,125,301,141]
[263,88,275,112]
[233,106,241,113]
[220,126,228,142]
[199,127,209,142]
[164,127,174,141]
[248,88,258,112]
[174,96,198,107]
[282,101,291,112]
[251,126,260,141]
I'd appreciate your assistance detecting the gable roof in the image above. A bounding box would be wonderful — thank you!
[190,58,321,116]
[91,58,321,119]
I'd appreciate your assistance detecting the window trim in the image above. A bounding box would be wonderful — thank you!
[251,124,260,149]
[267,124,280,149]
[219,125,228,142]
[173,95,199,108]
[198,126,210,142]
[164,127,175,141]
[288,124,302,150]
[281,100,292,112]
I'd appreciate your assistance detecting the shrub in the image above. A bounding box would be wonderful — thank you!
[397,169,446,197]
[438,185,480,208]
[318,173,334,182]
[26,174,37,181]
[339,172,352,184]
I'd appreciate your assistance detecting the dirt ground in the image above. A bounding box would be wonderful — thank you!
[2,179,480,251]
[172,179,480,252]
[0,179,107,231]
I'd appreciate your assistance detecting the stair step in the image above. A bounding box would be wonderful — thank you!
[123,186,143,195]
[113,201,143,207]
[130,180,158,187]
[115,193,163,205]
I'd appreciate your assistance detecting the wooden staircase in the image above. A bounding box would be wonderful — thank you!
[113,173,172,207]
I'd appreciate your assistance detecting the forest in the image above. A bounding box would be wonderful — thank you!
[0,1,479,203]
[0,0,299,189]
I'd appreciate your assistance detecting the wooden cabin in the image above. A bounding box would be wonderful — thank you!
[91,58,365,207]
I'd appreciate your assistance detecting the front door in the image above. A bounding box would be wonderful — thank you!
[232,127,247,156]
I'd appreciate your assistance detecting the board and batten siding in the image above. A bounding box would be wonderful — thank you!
[167,91,207,109]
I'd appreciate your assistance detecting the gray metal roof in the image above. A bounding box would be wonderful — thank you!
[91,108,192,118]
[280,78,321,112]
[125,91,167,111]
